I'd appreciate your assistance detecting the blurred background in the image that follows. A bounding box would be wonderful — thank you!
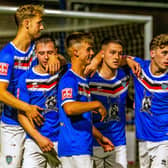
[0,0,168,167]
[1,0,168,57]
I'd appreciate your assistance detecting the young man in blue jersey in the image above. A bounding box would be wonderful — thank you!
[58,32,114,168]
[89,34,168,168]
[17,34,66,168]
[0,5,61,168]
[131,33,168,168]
[89,38,130,168]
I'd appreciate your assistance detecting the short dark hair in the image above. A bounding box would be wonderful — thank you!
[35,34,56,49]
[101,37,125,48]
[65,32,94,56]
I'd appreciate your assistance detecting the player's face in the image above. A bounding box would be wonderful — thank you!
[36,41,56,69]
[151,45,168,73]
[28,14,44,39]
[103,42,123,70]
[78,42,94,66]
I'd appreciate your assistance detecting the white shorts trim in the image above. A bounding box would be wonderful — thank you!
[60,155,92,168]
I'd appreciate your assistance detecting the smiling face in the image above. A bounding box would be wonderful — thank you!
[102,42,123,70]
[76,41,94,66]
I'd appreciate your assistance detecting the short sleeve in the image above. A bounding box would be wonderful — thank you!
[0,48,14,83]
[58,76,78,106]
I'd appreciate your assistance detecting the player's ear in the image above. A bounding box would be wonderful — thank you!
[73,48,79,58]
[102,50,105,58]
[150,50,155,59]
[23,19,30,30]
[99,49,105,59]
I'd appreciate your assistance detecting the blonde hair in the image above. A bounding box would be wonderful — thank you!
[150,34,168,50]
[65,32,94,57]
[15,4,44,26]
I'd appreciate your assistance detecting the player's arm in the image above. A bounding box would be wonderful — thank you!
[84,50,104,76]
[63,100,107,121]
[92,126,114,152]
[18,112,54,152]
[60,77,107,121]
[0,51,44,125]
[45,54,60,75]
[45,53,66,75]
[0,82,44,126]
[120,56,141,77]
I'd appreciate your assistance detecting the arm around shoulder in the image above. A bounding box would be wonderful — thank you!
[18,112,54,152]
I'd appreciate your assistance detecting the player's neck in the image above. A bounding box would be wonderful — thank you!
[71,61,86,78]
[99,62,116,79]
[34,65,47,74]
[150,62,167,76]
[12,29,32,52]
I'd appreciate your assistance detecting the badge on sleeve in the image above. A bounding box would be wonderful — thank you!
[0,63,9,75]
[6,155,13,165]
[62,88,72,100]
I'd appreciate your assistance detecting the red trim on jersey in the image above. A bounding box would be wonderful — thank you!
[14,57,33,68]
[78,87,90,94]
[90,81,129,95]
[140,78,163,90]
[27,80,58,89]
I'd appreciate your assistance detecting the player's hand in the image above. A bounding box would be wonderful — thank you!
[25,105,44,127]
[98,136,114,152]
[84,63,97,77]
[36,135,54,152]
[45,54,61,75]
[126,57,141,77]
[95,101,107,122]
[84,50,104,77]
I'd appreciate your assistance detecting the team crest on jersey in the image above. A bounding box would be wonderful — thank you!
[104,103,120,122]
[62,88,72,100]
[42,89,58,113]
[161,83,168,89]
[141,95,153,115]
[0,63,9,75]
[6,155,12,165]
[45,95,57,109]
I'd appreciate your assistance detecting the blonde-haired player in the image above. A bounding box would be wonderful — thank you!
[0,4,60,168]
